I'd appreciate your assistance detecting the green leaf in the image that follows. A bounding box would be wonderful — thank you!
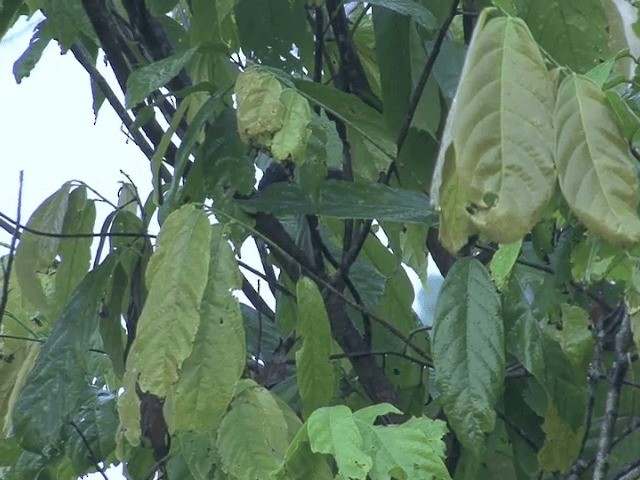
[41,0,96,49]
[360,0,436,29]
[489,240,522,291]
[514,0,611,73]
[353,407,450,480]
[164,225,246,433]
[242,304,283,361]
[12,258,116,455]
[431,13,556,249]
[235,66,285,147]
[0,0,27,42]
[125,205,211,396]
[217,380,289,479]
[432,258,504,454]
[272,89,312,163]
[242,180,438,224]
[554,74,640,245]
[12,20,52,84]
[147,0,178,15]
[373,6,412,135]
[605,90,640,140]
[125,48,197,108]
[14,183,72,320]
[68,389,118,475]
[294,80,397,159]
[537,403,583,473]
[52,186,95,319]
[295,277,336,418]
[306,406,372,479]
[503,268,587,431]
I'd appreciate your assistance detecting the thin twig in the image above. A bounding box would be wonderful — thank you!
[0,171,23,331]
[69,421,109,480]
[0,211,156,239]
[396,0,460,153]
[0,334,107,355]
[593,311,633,480]
[330,350,430,368]
[237,260,294,298]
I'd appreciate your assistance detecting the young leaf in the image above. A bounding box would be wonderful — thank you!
[432,258,504,454]
[164,225,246,434]
[554,74,640,245]
[432,13,556,248]
[306,406,372,479]
[125,47,197,108]
[295,277,336,418]
[489,240,522,291]
[125,205,212,397]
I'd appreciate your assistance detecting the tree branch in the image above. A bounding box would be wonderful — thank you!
[593,310,633,480]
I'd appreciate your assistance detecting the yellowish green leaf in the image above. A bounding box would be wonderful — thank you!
[272,89,312,163]
[538,403,583,473]
[554,74,640,245]
[489,240,522,291]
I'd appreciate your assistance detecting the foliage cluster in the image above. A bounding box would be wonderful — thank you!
[1,0,640,479]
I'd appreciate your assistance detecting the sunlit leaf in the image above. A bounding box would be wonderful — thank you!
[164,225,246,433]
[432,258,504,454]
[125,205,211,396]
[432,13,556,249]
[554,74,640,245]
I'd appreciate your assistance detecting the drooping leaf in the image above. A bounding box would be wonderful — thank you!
[295,277,336,418]
[235,66,285,147]
[14,183,72,320]
[12,258,116,455]
[432,258,504,454]
[216,380,289,479]
[271,89,312,163]
[52,186,95,320]
[294,80,397,159]
[125,205,211,397]
[125,48,198,108]
[164,225,246,433]
[242,180,437,225]
[12,19,52,84]
[554,74,640,245]
[431,13,556,249]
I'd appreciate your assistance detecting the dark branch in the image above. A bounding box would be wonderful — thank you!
[69,421,109,480]
[0,171,22,331]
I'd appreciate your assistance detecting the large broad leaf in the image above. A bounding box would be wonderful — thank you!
[432,258,504,454]
[294,80,397,159]
[216,380,289,480]
[513,0,612,73]
[242,180,437,225]
[124,205,211,396]
[431,13,555,251]
[554,74,640,245]
[295,278,336,418]
[52,186,95,320]
[14,183,72,320]
[12,258,116,455]
[164,225,246,433]
[125,48,197,108]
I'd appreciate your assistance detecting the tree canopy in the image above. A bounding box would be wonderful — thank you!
[1,0,640,479]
